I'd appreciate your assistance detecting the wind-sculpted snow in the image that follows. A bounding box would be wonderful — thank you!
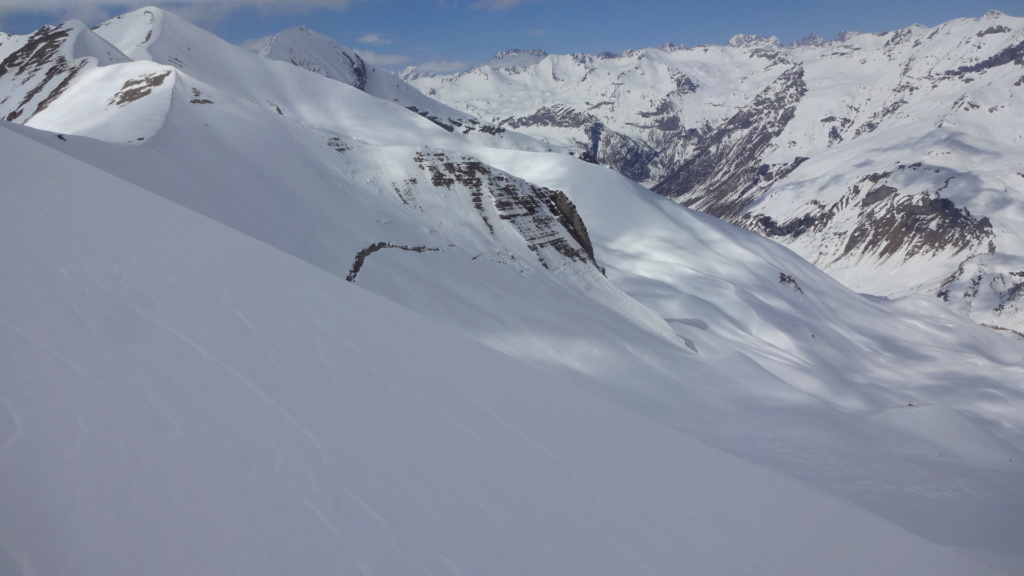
[410,10,1024,333]
[4,7,1024,573]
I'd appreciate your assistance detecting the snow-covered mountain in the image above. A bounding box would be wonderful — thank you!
[2,7,1024,574]
[4,119,1008,576]
[257,25,548,150]
[406,10,1024,333]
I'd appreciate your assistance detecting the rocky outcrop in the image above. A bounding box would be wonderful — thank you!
[745,169,995,272]
[0,24,82,122]
[413,151,597,268]
[347,242,440,282]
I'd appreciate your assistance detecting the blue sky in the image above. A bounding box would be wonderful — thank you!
[2,0,1021,71]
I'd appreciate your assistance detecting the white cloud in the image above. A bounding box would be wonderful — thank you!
[354,49,411,67]
[415,59,469,73]
[357,33,390,45]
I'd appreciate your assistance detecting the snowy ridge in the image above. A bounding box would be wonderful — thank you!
[408,10,1024,332]
[0,17,176,142]
[3,7,1024,574]
[258,24,547,151]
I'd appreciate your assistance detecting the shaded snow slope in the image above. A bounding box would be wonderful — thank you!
[408,11,1024,332]
[3,122,1006,576]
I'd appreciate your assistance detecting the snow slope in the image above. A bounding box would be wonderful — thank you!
[475,145,1024,567]
[3,7,1024,572]
[3,121,1007,576]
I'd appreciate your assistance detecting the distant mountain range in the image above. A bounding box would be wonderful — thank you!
[2,7,1023,575]
[406,10,1024,333]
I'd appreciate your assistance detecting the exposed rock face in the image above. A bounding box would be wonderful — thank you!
[544,189,596,264]
[947,38,1024,76]
[108,70,172,106]
[503,104,594,131]
[347,242,440,282]
[746,169,994,263]
[413,151,598,268]
[0,24,82,122]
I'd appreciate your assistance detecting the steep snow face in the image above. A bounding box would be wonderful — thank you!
[409,11,1024,333]
[3,123,1007,576]
[88,5,164,61]
[5,9,1024,570]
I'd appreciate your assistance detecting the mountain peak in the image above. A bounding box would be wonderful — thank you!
[487,48,548,69]
[0,19,132,125]
[728,33,781,48]
[96,6,166,29]
[492,48,548,59]
[258,26,366,90]
[789,33,825,48]
[92,6,175,61]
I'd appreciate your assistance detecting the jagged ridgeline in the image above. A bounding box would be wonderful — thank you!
[408,10,1024,332]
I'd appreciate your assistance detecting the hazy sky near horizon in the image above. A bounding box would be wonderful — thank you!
[1,0,1021,71]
